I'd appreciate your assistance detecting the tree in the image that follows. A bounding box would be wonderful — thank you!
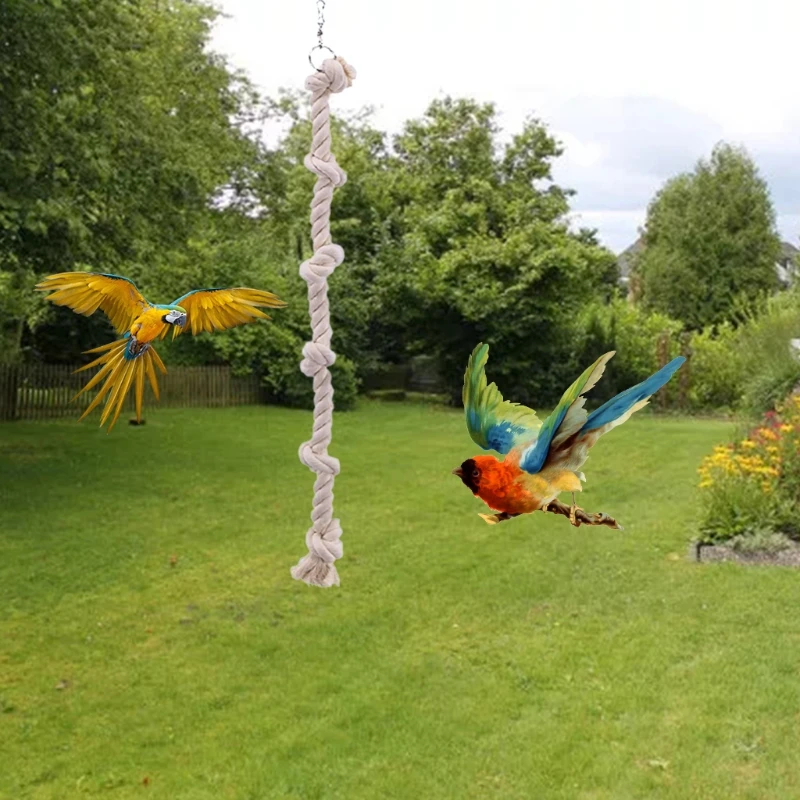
[374,98,619,404]
[214,96,619,407]
[0,0,260,362]
[637,143,781,329]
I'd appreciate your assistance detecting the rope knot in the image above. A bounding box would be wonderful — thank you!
[300,243,344,282]
[305,519,343,563]
[305,58,356,95]
[298,442,340,476]
[303,153,347,187]
[300,341,336,376]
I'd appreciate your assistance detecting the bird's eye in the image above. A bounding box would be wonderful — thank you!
[472,468,480,479]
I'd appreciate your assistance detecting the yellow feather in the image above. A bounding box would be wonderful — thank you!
[144,353,160,401]
[149,347,167,375]
[99,359,130,426]
[73,348,126,400]
[134,359,145,422]
[107,361,137,432]
[83,340,121,355]
[79,356,124,421]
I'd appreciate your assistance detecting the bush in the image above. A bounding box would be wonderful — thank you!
[261,348,359,411]
[576,299,683,404]
[686,324,744,411]
[736,291,800,415]
[696,396,800,543]
[211,323,359,411]
[686,290,800,415]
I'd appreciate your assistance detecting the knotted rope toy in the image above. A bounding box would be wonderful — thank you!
[291,55,356,588]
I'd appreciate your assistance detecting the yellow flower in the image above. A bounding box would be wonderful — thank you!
[740,439,757,449]
[780,424,793,433]
[759,428,778,441]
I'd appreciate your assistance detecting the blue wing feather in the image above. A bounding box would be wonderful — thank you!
[580,356,686,434]
[463,343,541,455]
[519,352,614,474]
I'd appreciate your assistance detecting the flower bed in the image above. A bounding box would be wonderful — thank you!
[697,395,800,548]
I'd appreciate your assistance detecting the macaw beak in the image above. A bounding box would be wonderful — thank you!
[451,467,463,478]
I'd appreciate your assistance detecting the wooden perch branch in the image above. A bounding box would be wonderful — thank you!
[544,499,624,530]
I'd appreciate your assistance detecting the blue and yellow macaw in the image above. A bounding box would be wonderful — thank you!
[37,271,285,431]
[452,343,685,526]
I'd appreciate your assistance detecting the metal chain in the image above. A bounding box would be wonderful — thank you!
[316,0,326,47]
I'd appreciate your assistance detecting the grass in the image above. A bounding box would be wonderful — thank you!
[2,401,800,798]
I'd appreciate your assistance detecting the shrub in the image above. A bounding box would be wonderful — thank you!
[577,299,683,404]
[209,320,360,411]
[736,291,800,415]
[686,323,744,411]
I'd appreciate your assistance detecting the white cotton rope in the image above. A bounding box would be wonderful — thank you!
[291,56,356,588]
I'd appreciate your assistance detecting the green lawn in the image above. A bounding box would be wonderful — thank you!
[2,401,800,799]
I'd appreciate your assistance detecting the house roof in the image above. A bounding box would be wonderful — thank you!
[616,237,644,278]
[781,241,799,260]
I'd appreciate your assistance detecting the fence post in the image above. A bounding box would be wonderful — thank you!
[678,331,692,412]
[0,365,18,421]
[656,330,670,409]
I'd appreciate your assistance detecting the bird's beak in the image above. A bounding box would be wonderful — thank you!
[452,467,463,477]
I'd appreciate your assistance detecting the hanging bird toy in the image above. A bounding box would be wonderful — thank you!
[289,0,356,588]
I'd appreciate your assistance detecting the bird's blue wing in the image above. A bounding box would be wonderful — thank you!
[580,356,686,435]
[519,352,615,474]
[463,343,541,455]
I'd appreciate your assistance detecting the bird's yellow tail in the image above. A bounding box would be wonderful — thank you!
[73,339,166,432]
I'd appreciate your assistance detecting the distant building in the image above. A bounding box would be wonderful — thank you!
[776,241,800,287]
[616,238,799,300]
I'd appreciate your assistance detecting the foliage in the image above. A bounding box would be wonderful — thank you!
[735,290,800,415]
[211,321,359,411]
[374,98,620,405]
[685,324,744,411]
[686,289,800,414]
[234,95,620,407]
[697,398,800,542]
[0,0,261,362]
[637,143,781,329]
[576,298,683,405]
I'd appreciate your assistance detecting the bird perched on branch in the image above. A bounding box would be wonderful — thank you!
[37,271,286,431]
[453,343,685,527]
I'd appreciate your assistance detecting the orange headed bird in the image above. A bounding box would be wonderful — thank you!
[453,343,685,525]
[37,271,285,431]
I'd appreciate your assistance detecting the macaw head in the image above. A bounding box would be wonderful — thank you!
[162,306,187,327]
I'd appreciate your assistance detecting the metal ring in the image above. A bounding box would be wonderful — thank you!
[308,44,336,71]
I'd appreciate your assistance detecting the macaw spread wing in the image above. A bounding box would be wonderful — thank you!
[463,343,541,455]
[171,287,286,336]
[36,272,149,333]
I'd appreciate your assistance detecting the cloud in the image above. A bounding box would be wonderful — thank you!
[550,96,797,250]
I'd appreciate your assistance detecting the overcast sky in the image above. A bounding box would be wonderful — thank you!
[210,0,799,254]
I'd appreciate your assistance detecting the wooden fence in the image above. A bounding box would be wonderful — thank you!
[0,364,262,421]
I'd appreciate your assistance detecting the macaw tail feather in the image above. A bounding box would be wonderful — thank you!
[73,339,165,432]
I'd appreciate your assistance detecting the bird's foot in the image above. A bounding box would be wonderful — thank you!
[478,511,520,525]
[544,499,623,530]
